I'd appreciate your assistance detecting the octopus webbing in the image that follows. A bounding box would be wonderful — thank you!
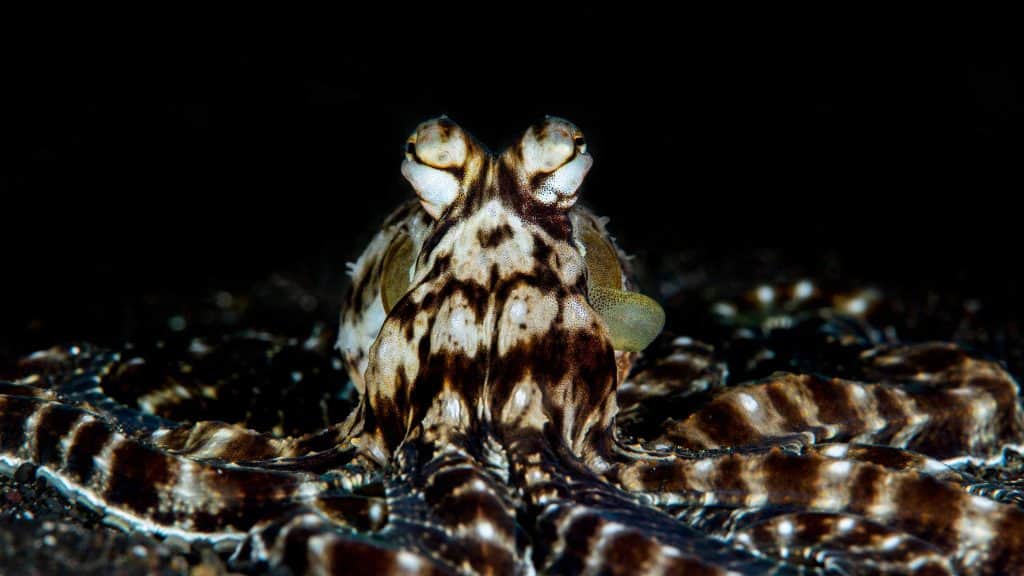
[2,117,1024,575]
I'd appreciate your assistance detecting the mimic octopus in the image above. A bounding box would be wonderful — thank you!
[2,117,1024,575]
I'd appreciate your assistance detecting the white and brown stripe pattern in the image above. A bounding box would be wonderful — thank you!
[657,343,1022,463]
[0,392,323,541]
[4,117,1024,575]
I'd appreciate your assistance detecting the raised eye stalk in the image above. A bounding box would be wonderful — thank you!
[518,117,593,210]
[401,117,481,219]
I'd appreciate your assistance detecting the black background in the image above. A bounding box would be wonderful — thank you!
[3,20,1018,359]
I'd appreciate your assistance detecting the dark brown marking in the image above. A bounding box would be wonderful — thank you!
[903,391,968,459]
[983,507,1024,573]
[101,441,178,526]
[477,223,514,248]
[548,511,601,574]
[0,396,35,453]
[891,476,962,551]
[600,530,660,575]
[315,492,382,532]
[693,400,759,447]
[188,465,300,532]
[847,464,884,517]
[764,379,808,429]
[872,387,911,443]
[63,419,112,484]
[846,445,916,470]
[496,160,573,240]
[33,404,80,466]
[762,451,823,507]
[708,454,747,497]
[803,376,856,426]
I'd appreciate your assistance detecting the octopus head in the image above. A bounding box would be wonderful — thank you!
[347,117,662,459]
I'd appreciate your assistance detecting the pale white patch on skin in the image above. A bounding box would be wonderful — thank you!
[776,519,795,537]
[500,377,547,430]
[662,545,683,557]
[587,455,611,473]
[694,459,714,476]
[836,516,856,533]
[881,535,903,550]
[827,460,852,477]
[366,320,415,401]
[598,522,625,538]
[923,458,951,475]
[562,294,594,330]
[512,385,530,411]
[431,292,480,357]
[421,390,470,432]
[396,550,425,572]
[744,493,769,507]
[969,394,997,432]
[867,484,897,520]
[497,285,559,356]
[509,300,527,323]
[307,534,330,558]
[475,520,496,540]
[822,444,850,459]
[556,240,586,287]
[970,495,998,512]
[812,492,846,512]
[443,395,463,422]
[737,393,760,414]
[526,468,547,486]
[955,506,998,571]
[368,501,385,526]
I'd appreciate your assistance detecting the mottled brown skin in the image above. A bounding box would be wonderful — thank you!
[2,118,1024,575]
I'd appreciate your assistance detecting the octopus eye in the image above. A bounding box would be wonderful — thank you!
[401,116,474,219]
[517,117,593,210]
[579,223,665,352]
[380,231,415,313]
